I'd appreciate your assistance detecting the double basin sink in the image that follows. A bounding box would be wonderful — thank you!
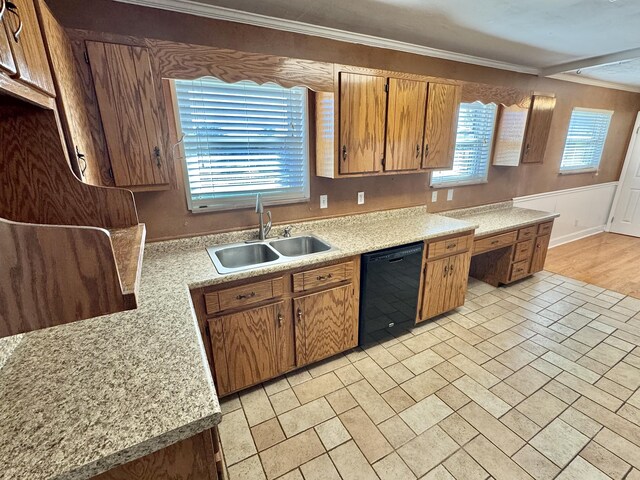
[207,235,335,274]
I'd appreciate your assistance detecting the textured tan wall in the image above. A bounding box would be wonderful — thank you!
[47,0,640,241]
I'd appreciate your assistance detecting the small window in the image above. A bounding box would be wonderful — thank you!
[431,102,498,187]
[174,77,310,211]
[560,108,613,174]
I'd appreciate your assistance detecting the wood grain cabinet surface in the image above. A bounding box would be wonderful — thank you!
[0,13,16,75]
[422,83,462,170]
[521,95,556,164]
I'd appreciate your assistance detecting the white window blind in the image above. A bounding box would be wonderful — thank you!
[431,102,498,187]
[174,77,310,211]
[560,108,613,173]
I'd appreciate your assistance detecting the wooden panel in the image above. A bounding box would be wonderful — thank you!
[3,0,54,94]
[292,261,351,292]
[94,429,217,480]
[473,231,518,255]
[86,41,169,187]
[275,299,295,373]
[0,14,16,74]
[205,277,284,314]
[521,95,556,164]
[422,83,461,169]
[294,284,355,366]
[513,239,534,263]
[338,72,386,174]
[469,246,513,287]
[427,234,473,259]
[492,104,528,167]
[384,77,427,171]
[446,252,471,312]
[108,224,145,300]
[517,225,537,241]
[530,234,551,274]
[538,221,554,236]
[207,315,230,395]
[509,259,530,282]
[420,256,450,321]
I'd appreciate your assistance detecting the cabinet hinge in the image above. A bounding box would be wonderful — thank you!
[83,50,90,64]
[384,83,389,93]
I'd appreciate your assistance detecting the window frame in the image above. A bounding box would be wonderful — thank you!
[559,107,613,175]
[171,78,311,213]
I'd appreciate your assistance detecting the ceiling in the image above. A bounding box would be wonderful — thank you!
[119,0,640,91]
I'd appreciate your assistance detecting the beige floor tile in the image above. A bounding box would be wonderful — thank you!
[558,407,602,437]
[228,455,266,480]
[387,342,415,362]
[292,372,343,404]
[421,465,456,479]
[264,377,290,396]
[488,330,527,350]
[543,379,580,404]
[398,426,459,477]
[530,419,589,467]
[220,394,242,415]
[555,371,622,411]
[629,470,640,480]
[269,388,301,415]
[495,346,537,371]
[535,338,584,363]
[315,417,351,450]
[275,468,303,480]
[483,316,517,334]
[500,409,540,441]
[516,389,568,427]
[219,409,257,466]
[252,418,285,451]
[354,357,397,393]
[504,365,550,396]
[449,354,500,388]
[403,331,441,353]
[286,369,312,386]
[464,434,534,480]
[364,343,399,368]
[400,394,453,434]
[475,340,505,359]
[278,398,335,437]
[489,382,526,406]
[306,354,350,378]
[329,440,379,480]
[529,358,562,378]
[378,415,416,448]
[594,428,640,469]
[347,379,395,424]
[241,386,277,427]
[443,449,488,480]
[325,387,357,414]
[382,386,416,413]
[431,341,462,359]
[385,362,414,384]
[299,453,340,480]
[619,404,640,426]
[555,456,610,480]
[260,429,325,480]
[577,356,610,375]
[447,337,491,364]
[433,361,465,382]
[436,384,471,410]
[438,412,479,446]
[402,349,446,375]
[579,440,631,479]
[334,364,364,386]
[573,397,640,447]
[340,406,393,463]
[453,376,511,417]
[605,361,640,390]
[459,401,524,456]
[519,339,549,356]
[512,445,560,480]
[561,337,593,355]
[401,369,449,402]
[373,452,417,480]
[482,359,514,380]
[595,377,633,401]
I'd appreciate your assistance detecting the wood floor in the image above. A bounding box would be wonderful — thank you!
[545,232,640,299]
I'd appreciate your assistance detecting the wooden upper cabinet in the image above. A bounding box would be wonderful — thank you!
[422,83,461,169]
[339,72,386,174]
[521,95,556,164]
[2,0,54,94]
[0,15,16,75]
[384,78,427,171]
[86,41,169,188]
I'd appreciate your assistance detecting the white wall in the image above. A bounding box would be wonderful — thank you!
[513,182,618,248]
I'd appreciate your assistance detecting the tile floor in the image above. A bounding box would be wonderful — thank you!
[218,271,640,480]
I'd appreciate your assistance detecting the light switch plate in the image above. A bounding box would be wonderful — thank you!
[357,192,365,205]
[431,191,438,202]
[320,194,328,209]
[447,189,454,201]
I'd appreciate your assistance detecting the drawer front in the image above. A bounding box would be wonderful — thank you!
[205,277,284,314]
[292,261,353,292]
[513,240,533,263]
[473,231,517,255]
[510,260,530,282]
[517,225,537,241]
[538,221,553,236]
[428,234,473,259]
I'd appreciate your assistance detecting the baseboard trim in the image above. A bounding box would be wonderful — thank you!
[548,226,605,249]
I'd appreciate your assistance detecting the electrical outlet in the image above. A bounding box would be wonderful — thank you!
[431,191,438,202]
[320,194,328,209]
[447,189,454,201]
[357,192,365,205]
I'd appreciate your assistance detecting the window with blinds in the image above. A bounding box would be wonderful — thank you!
[174,77,310,211]
[560,108,613,173]
[431,101,498,187]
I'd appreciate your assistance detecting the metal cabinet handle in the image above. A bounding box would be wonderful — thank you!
[6,1,21,43]
[0,0,6,22]
[449,264,454,276]
[342,145,347,161]
[236,292,256,300]
[416,144,420,158]
[446,242,457,249]
[76,145,87,176]
[316,273,333,281]
[277,313,283,327]
[154,146,161,167]
[296,308,303,322]
[491,240,499,245]
[424,144,429,158]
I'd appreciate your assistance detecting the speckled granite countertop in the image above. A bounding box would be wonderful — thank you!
[0,202,556,480]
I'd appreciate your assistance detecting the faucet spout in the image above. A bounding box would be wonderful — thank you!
[256,193,272,240]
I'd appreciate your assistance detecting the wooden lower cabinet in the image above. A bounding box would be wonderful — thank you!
[530,234,551,274]
[420,251,471,321]
[294,284,358,366]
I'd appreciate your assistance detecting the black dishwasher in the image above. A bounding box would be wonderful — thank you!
[359,242,424,345]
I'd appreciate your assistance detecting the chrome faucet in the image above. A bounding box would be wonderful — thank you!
[255,193,272,240]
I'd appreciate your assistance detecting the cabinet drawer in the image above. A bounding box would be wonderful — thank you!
[517,226,537,241]
[510,260,530,282]
[428,234,473,259]
[205,277,284,314]
[538,221,553,236]
[513,240,533,263]
[292,261,353,293]
[473,231,517,255]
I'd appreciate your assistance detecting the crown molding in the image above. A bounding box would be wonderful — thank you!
[548,73,640,93]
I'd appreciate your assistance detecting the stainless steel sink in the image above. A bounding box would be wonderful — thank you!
[270,235,332,257]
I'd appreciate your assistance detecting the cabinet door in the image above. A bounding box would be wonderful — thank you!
[521,95,556,164]
[294,284,356,366]
[0,15,16,74]
[3,0,53,94]
[444,252,471,312]
[530,234,550,274]
[422,83,461,169]
[86,41,168,188]
[339,72,386,174]
[420,256,450,321]
[384,78,427,171]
